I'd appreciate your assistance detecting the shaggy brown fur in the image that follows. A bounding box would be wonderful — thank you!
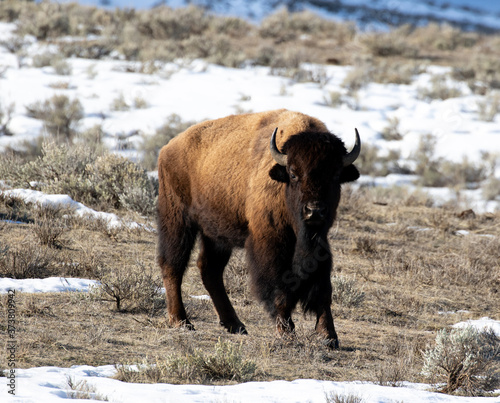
[157,109,360,348]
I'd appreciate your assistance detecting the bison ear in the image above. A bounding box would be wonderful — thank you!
[269,164,289,183]
[340,164,360,183]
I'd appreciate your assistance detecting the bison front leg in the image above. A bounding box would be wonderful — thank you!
[246,233,298,337]
[274,293,296,336]
[315,304,339,349]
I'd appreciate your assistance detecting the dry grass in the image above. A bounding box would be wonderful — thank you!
[1,2,500,72]
[1,186,498,391]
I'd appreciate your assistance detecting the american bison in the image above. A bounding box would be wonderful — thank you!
[157,109,360,348]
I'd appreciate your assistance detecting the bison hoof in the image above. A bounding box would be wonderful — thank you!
[323,338,340,349]
[276,318,295,335]
[170,318,195,331]
[221,321,247,335]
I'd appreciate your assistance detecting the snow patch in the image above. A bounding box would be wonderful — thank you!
[0,188,151,230]
[0,277,98,294]
[11,365,500,403]
[453,317,500,336]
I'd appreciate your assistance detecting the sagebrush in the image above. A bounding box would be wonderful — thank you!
[0,141,157,215]
[422,326,500,396]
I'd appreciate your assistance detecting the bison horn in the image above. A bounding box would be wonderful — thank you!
[343,128,361,167]
[270,127,288,166]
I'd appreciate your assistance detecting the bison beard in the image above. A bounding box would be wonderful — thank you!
[248,229,337,344]
[157,109,360,349]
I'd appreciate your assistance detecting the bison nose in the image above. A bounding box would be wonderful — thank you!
[303,201,327,221]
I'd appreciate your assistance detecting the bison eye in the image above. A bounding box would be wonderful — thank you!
[289,171,298,181]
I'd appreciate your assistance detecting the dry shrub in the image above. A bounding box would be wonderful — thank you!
[482,176,500,201]
[371,60,423,85]
[111,6,242,64]
[452,56,500,95]
[31,204,72,248]
[342,60,421,92]
[32,52,72,75]
[375,335,422,386]
[0,100,14,137]
[412,134,442,186]
[16,2,71,39]
[110,93,130,111]
[422,326,500,396]
[26,94,83,141]
[0,137,44,165]
[259,8,354,44]
[59,38,114,60]
[352,236,377,256]
[331,275,365,308]
[115,338,257,384]
[32,51,59,68]
[359,25,417,58]
[439,158,487,187]
[342,66,371,92]
[0,1,26,22]
[66,376,108,400]
[135,5,209,41]
[48,81,72,90]
[76,124,106,154]
[14,1,112,39]
[1,141,157,216]
[0,242,54,279]
[323,90,344,108]
[133,96,148,109]
[2,140,95,200]
[411,23,478,51]
[0,34,30,68]
[477,91,500,122]
[52,58,72,76]
[325,392,364,403]
[182,34,246,68]
[210,15,252,39]
[90,261,163,314]
[353,142,402,177]
[264,45,311,70]
[417,74,463,101]
[0,193,32,223]
[412,134,487,188]
[140,114,196,171]
[381,116,404,141]
[278,65,330,85]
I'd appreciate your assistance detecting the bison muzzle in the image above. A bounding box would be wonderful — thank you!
[157,109,360,348]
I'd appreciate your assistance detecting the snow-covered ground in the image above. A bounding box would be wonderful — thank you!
[0,276,97,294]
[0,188,133,229]
[8,364,500,403]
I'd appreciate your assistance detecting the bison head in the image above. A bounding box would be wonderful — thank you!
[269,127,360,232]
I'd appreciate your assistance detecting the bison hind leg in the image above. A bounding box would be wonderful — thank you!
[197,235,247,335]
[158,217,198,330]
